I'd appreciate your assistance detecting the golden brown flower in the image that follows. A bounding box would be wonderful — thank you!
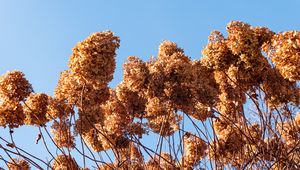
[8,158,30,170]
[116,82,146,117]
[51,119,75,149]
[226,21,259,55]
[69,31,120,87]
[147,113,182,136]
[0,100,25,128]
[252,26,275,46]
[54,70,110,112]
[146,152,177,170]
[46,98,73,120]
[201,31,237,71]
[123,56,149,92]
[82,128,104,152]
[158,40,183,58]
[0,70,33,102]
[263,31,300,81]
[181,132,207,168]
[23,93,50,126]
[52,155,79,170]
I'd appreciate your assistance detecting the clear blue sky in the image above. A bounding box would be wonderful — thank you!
[0,0,299,168]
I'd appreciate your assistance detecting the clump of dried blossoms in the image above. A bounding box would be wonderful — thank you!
[7,158,30,170]
[263,31,300,81]
[52,155,79,170]
[181,132,207,169]
[69,31,120,88]
[23,93,51,126]
[0,70,33,102]
[0,21,299,170]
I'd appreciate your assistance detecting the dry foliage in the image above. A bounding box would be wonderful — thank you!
[0,21,299,170]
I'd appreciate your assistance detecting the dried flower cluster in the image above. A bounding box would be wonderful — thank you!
[0,71,33,102]
[0,21,299,170]
[69,31,120,88]
[182,132,207,169]
[263,31,300,81]
[7,158,30,170]
[52,155,79,170]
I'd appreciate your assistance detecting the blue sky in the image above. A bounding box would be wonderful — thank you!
[0,0,300,168]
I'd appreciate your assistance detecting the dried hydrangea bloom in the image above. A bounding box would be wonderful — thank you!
[116,82,146,117]
[46,98,73,120]
[69,31,120,87]
[96,129,129,150]
[162,52,191,82]
[0,70,33,102]
[145,97,173,118]
[116,142,144,170]
[208,123,248,166]
[52,155,79,170]
[54,70,110,110]
[51,119,75,148]
[146,152,177,170]
[148,113,182,136]
[123,56,149,92]
[185,102,212,121]
[0,100,25,128]
[263,31,300,81]
[252,26,275,46]
[101,90,131,138]
[190,61,219,106]
[74,107,105,135]
[201,31,237,71]
[260,136,287,162]
[8,158,30,170]
[181,132,207,168]
[261,68,299,107]
[82,128,104,152]
[214,71,245,118]
[226,21,259,55]
[230,50,271,90]
[212,117,230,136]
[23,93,50,126]
[144,61,165,98]
[144,41,192,100]
[158,40,184,59]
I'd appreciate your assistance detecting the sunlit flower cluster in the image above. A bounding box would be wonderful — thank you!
[182,132,207,169]
[0,70,33,102]
[52,155,79,170]
[51,119,75,148]
[69,31,120,88]
[0,21,299,169]
[263,31,300,81]
[8,158,30,170]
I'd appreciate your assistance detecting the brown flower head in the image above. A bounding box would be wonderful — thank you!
[182,132,207,168]
[8,158,30,170]
[227,21,259,55]
[123,56,149,92]
[263,31,300,81]
[23,93,50,126]
[0,100,25,128]
[69,31,120,87]
[52,155,79,170]
[82,128,104,152]
[51,119,75,149]
[46,98,73,120]
[0,70,33,102]
[54,70,110,111]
